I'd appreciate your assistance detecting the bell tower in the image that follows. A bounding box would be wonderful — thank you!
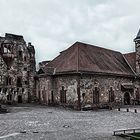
[134,29,140,75]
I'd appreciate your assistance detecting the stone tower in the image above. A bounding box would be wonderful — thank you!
[134,29,140,75]
[0,33,36,104]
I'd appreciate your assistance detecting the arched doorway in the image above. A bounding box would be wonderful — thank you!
[124,92,130,105]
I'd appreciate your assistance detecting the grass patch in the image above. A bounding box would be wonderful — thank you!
[118,133,140,140]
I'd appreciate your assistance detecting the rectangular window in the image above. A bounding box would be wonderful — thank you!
[24,67,27,71]
[25,81,28,85]
[17,77,22,87]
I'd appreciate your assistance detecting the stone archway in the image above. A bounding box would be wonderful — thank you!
[124,92,130,105]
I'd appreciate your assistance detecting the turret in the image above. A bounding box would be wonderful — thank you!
[134,29,140,75]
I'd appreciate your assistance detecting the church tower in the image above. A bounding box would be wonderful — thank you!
[134,29,140,74]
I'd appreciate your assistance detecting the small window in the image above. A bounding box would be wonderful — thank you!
[25,81,28,85]
[24,56,27,61]
[82,93,85,99]
[5,77,12,85]
[19,51,22,57]
[22,88,24,92]
[9,77,12,85]
[24,67,27,71]
[17,77,22,87]
[5,77,8,85]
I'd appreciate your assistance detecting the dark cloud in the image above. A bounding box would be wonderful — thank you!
[0,0,140,64]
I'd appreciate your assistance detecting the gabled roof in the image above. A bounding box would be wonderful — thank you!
[123,52,136,72]
[44,42,135,77]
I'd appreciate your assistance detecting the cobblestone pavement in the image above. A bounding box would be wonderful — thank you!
[0,105,140,140]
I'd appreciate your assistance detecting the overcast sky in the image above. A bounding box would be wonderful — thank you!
[0,0,140,64]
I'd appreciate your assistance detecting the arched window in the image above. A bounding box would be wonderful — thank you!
[93,87,99,104]
[60,86,66,103]
[109,87,115,102]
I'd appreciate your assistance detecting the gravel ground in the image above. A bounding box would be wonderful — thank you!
[0,105,140,140]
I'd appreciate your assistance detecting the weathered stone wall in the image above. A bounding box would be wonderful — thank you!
[0,34,36,104]
[37,75,78,107]
[36,76,52,104]
[80,75,136,107]
[37,74,138,109]
[54,76,78,106]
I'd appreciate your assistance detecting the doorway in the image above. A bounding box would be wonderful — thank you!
[18,95,22,103]
[124,92,130,105]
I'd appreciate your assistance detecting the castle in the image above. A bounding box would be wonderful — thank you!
[0,30,140,110]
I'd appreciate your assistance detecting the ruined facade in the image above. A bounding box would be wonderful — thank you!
[0,33,36,104]
[1,30,140,109]
[36,29,140,110]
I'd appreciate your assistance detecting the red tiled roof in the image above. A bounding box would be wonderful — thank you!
[44,42,135,76]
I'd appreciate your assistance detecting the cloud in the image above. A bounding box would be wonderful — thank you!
[0,0,140,64]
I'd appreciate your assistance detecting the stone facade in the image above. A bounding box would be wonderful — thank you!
[36,73,139,110]
[0,33,36,104]
[1,30,140,110]
[36,29,140,110]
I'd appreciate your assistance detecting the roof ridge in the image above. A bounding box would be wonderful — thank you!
[123,52,135,55]
[76,41,121,54]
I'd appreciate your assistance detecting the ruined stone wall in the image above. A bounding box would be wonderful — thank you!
[36,76,52,104]
[0,34,36,104]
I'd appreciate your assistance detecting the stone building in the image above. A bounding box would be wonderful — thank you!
[36,29,140,110]
[0,33,36,104]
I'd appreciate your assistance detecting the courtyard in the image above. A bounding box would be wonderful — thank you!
[0,105,140,140]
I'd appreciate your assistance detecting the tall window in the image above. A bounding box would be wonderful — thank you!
[60,86,66,103]
[18,51,23,60]
[93,87,99,104]
[5,77,12,85]
[109,87,115,102]
[17,77,22,87]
